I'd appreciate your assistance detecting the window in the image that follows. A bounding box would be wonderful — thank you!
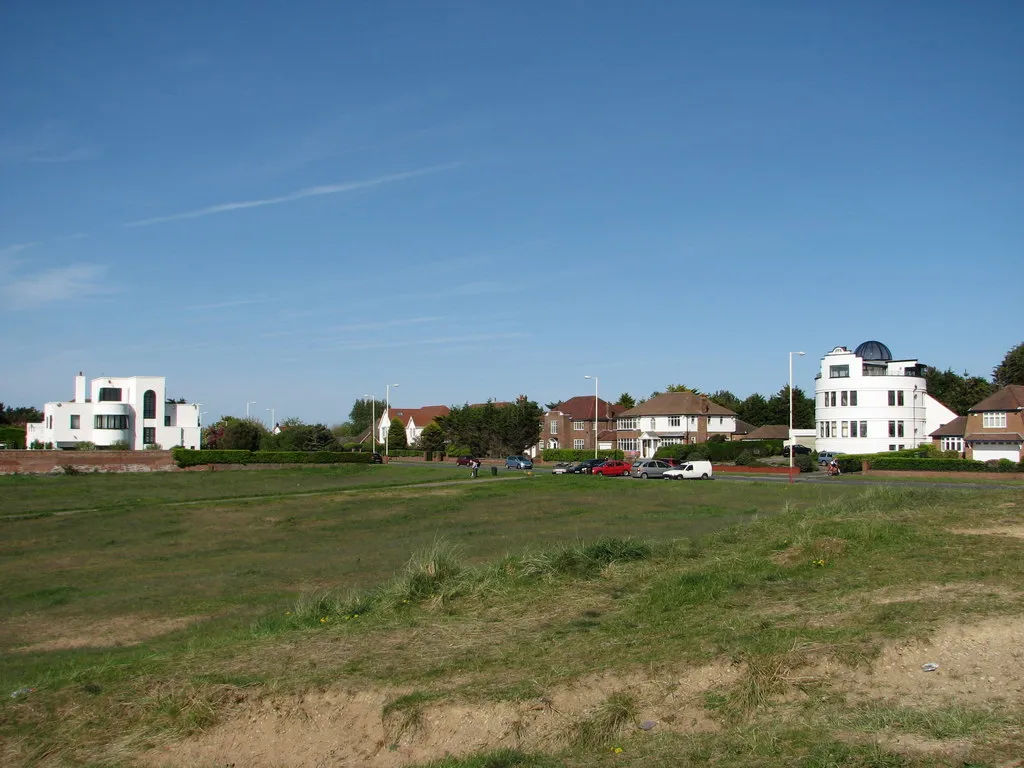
[941,437,963,452]
[94,414,129,430]
[143,427,156,445]
[164,416,171,427]
[850,391,858,406]
[860,421,867,437]
[649,418,656,430]
[888,390,895,406]
[98,387,122,402]
[897,421,904,438]
[818,422,824,438]
[549,421,558,434]
[143,390,157,419]
[824,421,830,437]
[829,364,850,378]
[898,391,904,406]
[47,415,52,429]
[841,421,849,437]
[830,392,837,407]
[70,415,80,429]
[983,412,1007,428]
[573,439,585,450]
[888,420,896,438]
[669,416,681,427]
[850,421,858,438]
[617,417,638,430]
[572,421,586,431]
[618,438,638,452]
[831,421,836,437]
[889,444,896,451]
[841,391,848,406]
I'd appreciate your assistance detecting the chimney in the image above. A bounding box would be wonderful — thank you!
[700,394,709,413]
[74,372,86,403]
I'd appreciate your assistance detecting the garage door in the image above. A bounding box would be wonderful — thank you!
[972,443,1022,462]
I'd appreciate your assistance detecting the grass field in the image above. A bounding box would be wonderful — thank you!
[1,467,1022,767]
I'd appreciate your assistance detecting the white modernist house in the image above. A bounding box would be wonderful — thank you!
[814,341,956,455]
[26,372,201,450]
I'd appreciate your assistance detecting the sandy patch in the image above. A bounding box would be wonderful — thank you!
[141,663,739,768]
[817,616,1024,708]
[866,582,1018,606]
[949,526,1024,540]
[11,615,203,653]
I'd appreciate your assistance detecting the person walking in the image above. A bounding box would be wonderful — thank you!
[471,458,480,478]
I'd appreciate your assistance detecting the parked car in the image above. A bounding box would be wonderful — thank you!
[817,451,842,466]
[660,457,683,467]
[630,459,672,479]
[782,444,811,457]
[455,455,477,466]
[663,460,713,480]
[592,459,631,477]
[575,458,608,474]
[505,455,534,470]
[370,452,384,464]
[551,461,575,474]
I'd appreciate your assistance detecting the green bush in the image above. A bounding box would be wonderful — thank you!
[867,457,988,472]
[836,456,862,474]
[794,455,814,473]
[0,425,26,449]
[387,449,424,458]
[171,449,373,468]
[654,440,782,462]
[734,449,759,466]
[540,449,624,462]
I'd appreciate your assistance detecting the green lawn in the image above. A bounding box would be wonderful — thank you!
[1,469,1021,767]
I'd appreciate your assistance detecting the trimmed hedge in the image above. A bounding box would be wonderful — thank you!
[0,425,26,449]
[867,457,992,473]
[172,449,373,468]
[541,449,625,462]
[387,449,424,458]
[655,440,783,462]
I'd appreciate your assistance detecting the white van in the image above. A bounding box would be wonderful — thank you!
[663,460,713,480]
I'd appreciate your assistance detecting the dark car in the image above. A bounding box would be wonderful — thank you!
[575,458,607,474]
[781,444,811,457]
[455,455,477,466]
[370,452,384,464]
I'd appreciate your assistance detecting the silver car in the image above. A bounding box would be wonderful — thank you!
[630,459,672,479]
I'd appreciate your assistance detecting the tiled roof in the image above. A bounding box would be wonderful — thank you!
[619,391,736,417]
[968,385,1024,413]
[964,432,1023,443]
[386,405,451,427]
[743,425,790,440]
[548,395,619,420]
[733,419,756,435]
[929,416,967,438]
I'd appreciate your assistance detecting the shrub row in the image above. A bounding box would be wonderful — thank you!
[867,456,1022,473]
[541,449,625,462]
[387,449,424,458]
[0,425,26,449]
[172,449,373,468]
[655,440,783,462]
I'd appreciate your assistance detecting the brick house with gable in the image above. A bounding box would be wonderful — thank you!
[930,385,1024,462]
[537,396,624,455]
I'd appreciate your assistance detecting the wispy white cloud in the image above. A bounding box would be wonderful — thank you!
[262,316,446,339]
[124,163,461,227]
[1,263,114,310]
[326,332,530,351]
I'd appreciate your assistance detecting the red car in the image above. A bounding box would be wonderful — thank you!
[455,456,477,466]
[592,460,632,477]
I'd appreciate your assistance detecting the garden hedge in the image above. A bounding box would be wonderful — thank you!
[866,456,1014,472]
[541,449,625,462]
[172,449,373,468]
[0,425,26,449]
[655,440,782,462]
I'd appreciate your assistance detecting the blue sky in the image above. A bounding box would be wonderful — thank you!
[2,1,1022,425]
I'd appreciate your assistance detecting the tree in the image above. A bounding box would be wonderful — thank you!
[993,342,1024,387]
[416,421,446,453]
[924,368,995,416]
[204,417,266,451]
[544,401,561,411]
[303,424,339,452]
[435,397,543,457]
[387,417,408,450]
[764,385,814,429]
[648,384,701,399]
[0,403,43,425]
[707,390,741,414]
[615,393,636,409]
[348,398,387,434]
[737,393,770,426]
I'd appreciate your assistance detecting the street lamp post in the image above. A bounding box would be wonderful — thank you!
[266,408,275,431]
[385,383,399,460]
[363,394,375,454]
[789,351,805,482]
[584,375,599,459]
[246,400,256,420]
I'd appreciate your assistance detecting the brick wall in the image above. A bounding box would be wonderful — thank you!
[0,450,177,475]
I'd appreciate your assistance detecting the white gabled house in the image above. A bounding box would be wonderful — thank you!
[616,392,738,458]
[26,372,201,450]
[376,405,451,448]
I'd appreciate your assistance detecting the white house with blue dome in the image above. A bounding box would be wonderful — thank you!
[814,341,956,455]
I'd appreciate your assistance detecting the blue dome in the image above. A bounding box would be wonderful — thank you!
[855,340,893,361]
